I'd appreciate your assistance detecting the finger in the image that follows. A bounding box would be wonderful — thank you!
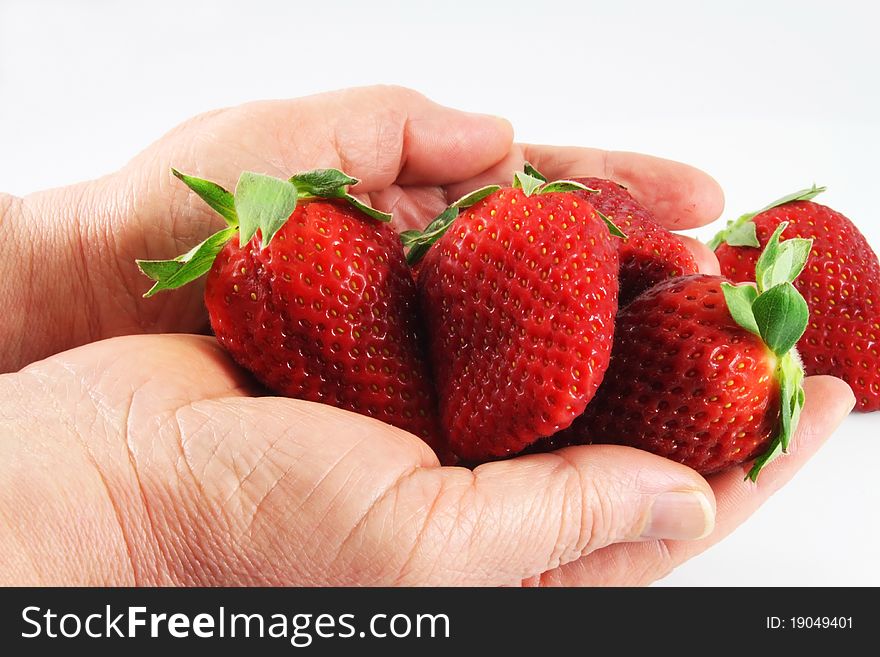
[142,87,513,254]
[520,145,725,229]
[129,86,513,237]
[402,446,715,585]
[678,235,721,275]
[367,184,451,232]
[442,146,528,199]
[532,375,855,586]
[296,86,514,190]
[392,99,514,188]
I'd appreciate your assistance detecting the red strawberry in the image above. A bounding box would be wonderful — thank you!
[559,224,811,479]
[403,173,621,462]
[711,187,880,411]
[137,168,444,451]
[569,176,698,305]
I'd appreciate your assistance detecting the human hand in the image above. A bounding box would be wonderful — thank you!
[0,85,855,585]
[0,334,853,585]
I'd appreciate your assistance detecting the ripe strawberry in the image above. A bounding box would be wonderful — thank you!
[569,176,698,305]
[559,224,811,479]
[403,173,622,462]
[137,168,444,450]
[519,166,698,306]
[711,187,880,411]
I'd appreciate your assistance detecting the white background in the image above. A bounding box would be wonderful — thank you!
[1,0,877,585]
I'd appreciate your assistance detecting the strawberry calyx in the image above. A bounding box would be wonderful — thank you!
[720,221,813,481]
[707,184,826,250]
[400,185,502,265]
[136,168,390,297]
[402,165,625,266]
[515,164,627,239]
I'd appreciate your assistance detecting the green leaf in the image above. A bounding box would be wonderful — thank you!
[399,185,501,266]
[747,350,805,481]
[452,185,501,209]
[732,215,813,482]
[399,229,425,248]
[766,240,795,289]
[754,222,788,292]
[343,193,392,222]
[523,162,547,182]
[746,441,783,482]
[513,171,544,197]
[707,219,737,250]
[755,184,826,214]
[539,180,596,194]
[171,168,237,228]
[721,282,760,335]
[790,373,806,449]
[288,168,391,221]
[596,210,627,239]
[289,168,358,198]
[136,226,238,297]
[774,238,813,283]
[777,351,805,452]
[234,172,299,248]
[752,282,809,357]
[724,220,760,248]
[403,206,458,266]
[136,259,184,282]
[754,221,815,293]
[417,206,459,241]
[707,184,825,251]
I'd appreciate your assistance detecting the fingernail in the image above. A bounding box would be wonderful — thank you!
[642,490,715,540]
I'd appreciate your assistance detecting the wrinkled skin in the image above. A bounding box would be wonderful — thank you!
[0,86,855,585]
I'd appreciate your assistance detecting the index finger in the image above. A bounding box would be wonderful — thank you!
[523,145,725,230]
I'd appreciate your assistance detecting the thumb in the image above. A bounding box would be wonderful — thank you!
[409,446,716,585]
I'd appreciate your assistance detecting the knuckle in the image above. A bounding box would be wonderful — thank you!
[389,469,477,585]
[550,451,643,562]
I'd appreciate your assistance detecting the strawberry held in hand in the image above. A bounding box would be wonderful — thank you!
[711,187,880,411]
[137,168,443,449]
[567,224,811,480]
[404,173,623,462]
[567,176,698,305]
[522,165,698,305]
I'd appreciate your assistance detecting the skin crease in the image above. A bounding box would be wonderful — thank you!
[0,85,855,586]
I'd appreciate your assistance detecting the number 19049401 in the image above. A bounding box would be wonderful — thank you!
[766,617,853,629]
